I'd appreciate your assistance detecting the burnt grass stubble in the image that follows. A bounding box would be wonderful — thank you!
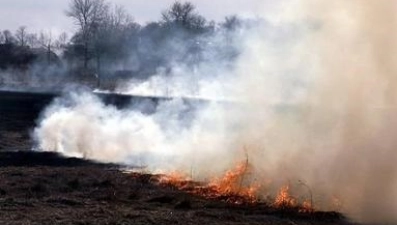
[0,91,354,225]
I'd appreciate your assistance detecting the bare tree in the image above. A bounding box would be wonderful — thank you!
[92,4,137,87]
[3,30,16,44]
[108,5,132,28]
[222,15,242,31]
[15,26,29,47]
[0,31,4,44]
[38,31,56,64]
[162,1,193,24]
[162,1,206,30]
[55,32,69,50]
[26,33,38,47]
[66,0,109,69]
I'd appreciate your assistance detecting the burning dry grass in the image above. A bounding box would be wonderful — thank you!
[153,161,259,205]
[0,151,348,224]
[273,185,314,214]
[142,161,318,215]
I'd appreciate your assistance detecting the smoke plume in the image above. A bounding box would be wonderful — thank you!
[34,0,397,223]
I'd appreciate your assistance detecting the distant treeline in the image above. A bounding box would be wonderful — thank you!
[0,0,247,89]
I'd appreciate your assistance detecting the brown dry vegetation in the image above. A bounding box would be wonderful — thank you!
[0,91,355,225]
[0,152,352,225]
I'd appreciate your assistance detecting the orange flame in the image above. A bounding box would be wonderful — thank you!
[299,200,314,213]
[273,185,315,213]
[156,161,260,204]
[274,185,296,208]
[128,151,324,212]
[206,161,260,204]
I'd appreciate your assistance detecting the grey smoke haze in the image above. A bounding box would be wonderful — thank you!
[32,0,397,224]
[0,0,278,33]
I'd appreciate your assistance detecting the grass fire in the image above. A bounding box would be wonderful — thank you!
[1,0,397,224]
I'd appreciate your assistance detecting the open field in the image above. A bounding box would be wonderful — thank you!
[0,90,354,225]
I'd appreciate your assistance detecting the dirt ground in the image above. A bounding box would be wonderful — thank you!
[0,152,354,225]
[0,90,356,225]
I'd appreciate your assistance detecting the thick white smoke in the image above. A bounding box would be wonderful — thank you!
[35,0,397,223]
[34,91,241,175]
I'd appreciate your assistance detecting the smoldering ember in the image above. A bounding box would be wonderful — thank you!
[1,0,397,224]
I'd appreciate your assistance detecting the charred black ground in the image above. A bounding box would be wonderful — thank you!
[0,90,203,151]
[0,90,354,225]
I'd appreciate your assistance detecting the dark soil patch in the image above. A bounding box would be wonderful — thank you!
[0,90,356,225]
[0,151,355,225]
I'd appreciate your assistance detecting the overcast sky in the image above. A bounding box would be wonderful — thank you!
[0,0,278,35]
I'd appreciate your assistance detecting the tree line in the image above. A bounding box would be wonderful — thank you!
[0,0,244,89]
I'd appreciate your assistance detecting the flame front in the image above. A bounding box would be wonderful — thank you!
[156,161,260,204]
[274,185,296,208]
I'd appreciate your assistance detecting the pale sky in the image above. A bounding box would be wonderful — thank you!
[0,0,278,35]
